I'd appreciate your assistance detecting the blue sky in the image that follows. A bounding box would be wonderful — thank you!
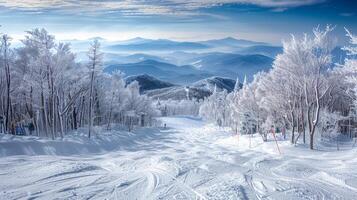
[0,0,356,45]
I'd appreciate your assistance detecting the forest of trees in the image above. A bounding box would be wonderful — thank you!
[199,26,357,149]
[0,28,158,139]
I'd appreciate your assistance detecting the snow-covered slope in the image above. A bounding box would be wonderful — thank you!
[0,126,163,157]
[192,76,237,93]
[144,86,211,100]
[1,116,357,199]
[145,76,237,100]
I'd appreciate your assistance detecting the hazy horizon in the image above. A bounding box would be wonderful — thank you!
[0,0,356,46]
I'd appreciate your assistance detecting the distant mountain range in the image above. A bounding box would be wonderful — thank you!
[76,52,168,65]
[103,52,274,83]
[107,38,209,52]
[200,37,267,48]
[104,59,213,85]
[65,36,271,53]
[185,52,273,81]
[236,45,283,58]
[69,37,347,86]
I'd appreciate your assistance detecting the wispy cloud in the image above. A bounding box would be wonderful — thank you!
[340,12,355,17]
[0,0,326,16]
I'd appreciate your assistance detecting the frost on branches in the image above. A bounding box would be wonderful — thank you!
[0,29,158,138]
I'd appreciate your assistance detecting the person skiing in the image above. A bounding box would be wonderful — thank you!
[0,116,4,133]
[11,120,16,135]
[28,122,35,135]
[16,123,22,135]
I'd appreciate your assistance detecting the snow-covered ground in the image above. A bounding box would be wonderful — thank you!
[1,116,357,199]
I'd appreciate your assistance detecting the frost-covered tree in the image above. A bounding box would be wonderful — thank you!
[103,71,127,130]
[87,39,103,138]
[233,74,265,137]
[199,86,230,126]
[236,77,256,135]
[19,29,59,138]
[341,29,357,116]
[258,26,335,149]
[318,108,345,150]
[156,99,201,116]
[226,77,241,133]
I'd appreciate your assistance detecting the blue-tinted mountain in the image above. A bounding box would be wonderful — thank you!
[104,53,166,64]
[236,45,347,62]
[106,39,209,51]
[237,45,283,58]
[187,53,273,81]
[104,59,212,85]
[125,74,175,93]
[200,37,267,48]
[115,37,151,45]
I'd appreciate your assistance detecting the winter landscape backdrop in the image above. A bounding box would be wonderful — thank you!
[0,0,357,199]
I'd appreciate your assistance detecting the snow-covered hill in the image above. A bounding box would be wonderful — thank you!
[125,74,175,92]
[191,76,238,93]
[144,86,211,100]
[144,76,237,100]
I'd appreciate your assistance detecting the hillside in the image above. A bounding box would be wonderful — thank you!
[125,74,175,93]
[145,76,237,100]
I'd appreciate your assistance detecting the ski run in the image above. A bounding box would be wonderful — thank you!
[1,116,357,200]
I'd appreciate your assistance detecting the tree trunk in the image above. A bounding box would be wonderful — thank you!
[309,81,323,150]
[56,92,64,138]
[300,97,306,144]
[72,106,77,130]
[291,111,295,144]
[88,64,95,138]
[310,133,314,150]
[41,89,49,137]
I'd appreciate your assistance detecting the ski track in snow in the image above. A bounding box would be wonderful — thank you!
[1,116,357,199]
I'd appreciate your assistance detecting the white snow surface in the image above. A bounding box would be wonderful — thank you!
[1,116,357,200]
